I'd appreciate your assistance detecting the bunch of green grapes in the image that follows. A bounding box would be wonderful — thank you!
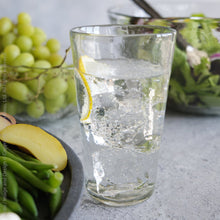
[0,12,76,119]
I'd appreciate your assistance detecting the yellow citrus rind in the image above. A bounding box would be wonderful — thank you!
[78,56,93,121]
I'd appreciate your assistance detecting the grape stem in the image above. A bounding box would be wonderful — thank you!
[0,47,72,101]
[53,46,71,68]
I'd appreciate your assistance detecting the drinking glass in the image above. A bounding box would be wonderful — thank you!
[70,24,176,206]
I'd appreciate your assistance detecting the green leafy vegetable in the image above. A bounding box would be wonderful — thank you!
[169,17,220,111]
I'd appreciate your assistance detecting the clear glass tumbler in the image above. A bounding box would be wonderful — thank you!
[70,24,176,206]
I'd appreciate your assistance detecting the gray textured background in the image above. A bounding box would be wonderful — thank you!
[0,0,219,55]
[1,0,220,219]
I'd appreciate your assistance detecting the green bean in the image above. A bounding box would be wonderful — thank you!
[5,169,18,200]
[1,165,7,199]
[47,171,64,188]
[18,187,38,217]
[0,196,22,214]
[0,156,57,194]
[15,176,38,198]
[0,169,2,196]
[4,148,23,160]
[34,169,52,180]
[0,142,56,170]
[0,203,11,213]
[9,149,40,163]
[34,169,64,188]
[49,186,62,217]
[21,207,37,220]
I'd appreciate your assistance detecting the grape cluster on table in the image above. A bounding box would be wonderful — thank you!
[0,12,76,119]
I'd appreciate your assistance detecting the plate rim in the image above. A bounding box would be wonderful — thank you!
[53,136,84,220]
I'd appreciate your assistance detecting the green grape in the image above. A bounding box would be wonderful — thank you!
[44,77,68,99]
[0,53,4,64]
[26,72,45,93]
[17,23,34,36]
[17,12,31,24]
[6,81,34,104]
[26,71,38,78]
[12,52,34,72]
[45,102,60,114]
[26,99,45,118]
[43,69,57,81]
[0,12,74,118]
[45,94,66,113]
[2,32,16,48]
[66,77,77,106]
[31,27,47,46]
[0,99,24,115]
[0,69,2,90]
[32,60,51,70]
[15,35,33,52]
[31,33,45,47]
[34,27,47,36]
[46,38,61,53]
[3,44,20,65]
[32,45,50,60]
[48,53,63,67]
[0,37,3,51]
[0,17,13,35]
[38,93,45,102]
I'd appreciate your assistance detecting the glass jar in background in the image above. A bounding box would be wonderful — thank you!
[108,3,220,115]
[0,65,77,123]
[108,1,220,23]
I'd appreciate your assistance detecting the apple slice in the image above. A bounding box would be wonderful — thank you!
[0,112,16,132]
[0,124,67,171]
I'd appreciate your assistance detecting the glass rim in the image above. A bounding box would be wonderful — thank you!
[125,16,220,23]
[70,24,176,37]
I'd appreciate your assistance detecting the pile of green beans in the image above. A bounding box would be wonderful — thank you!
[0,141,63,219]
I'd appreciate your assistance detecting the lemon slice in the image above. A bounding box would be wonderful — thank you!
[78,55,94,122]
[78,55,111,121]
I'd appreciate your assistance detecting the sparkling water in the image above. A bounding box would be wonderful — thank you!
[76,58,170,206]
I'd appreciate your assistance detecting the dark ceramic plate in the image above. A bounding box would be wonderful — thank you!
[54,137,84,220]
[37,136,84,220]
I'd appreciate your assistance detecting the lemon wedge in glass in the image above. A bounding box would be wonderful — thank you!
[78,55,111,122]
[78,55,94,122]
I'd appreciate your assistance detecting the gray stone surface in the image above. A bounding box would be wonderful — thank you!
[38,110,220,220]
[1,0,220,219]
